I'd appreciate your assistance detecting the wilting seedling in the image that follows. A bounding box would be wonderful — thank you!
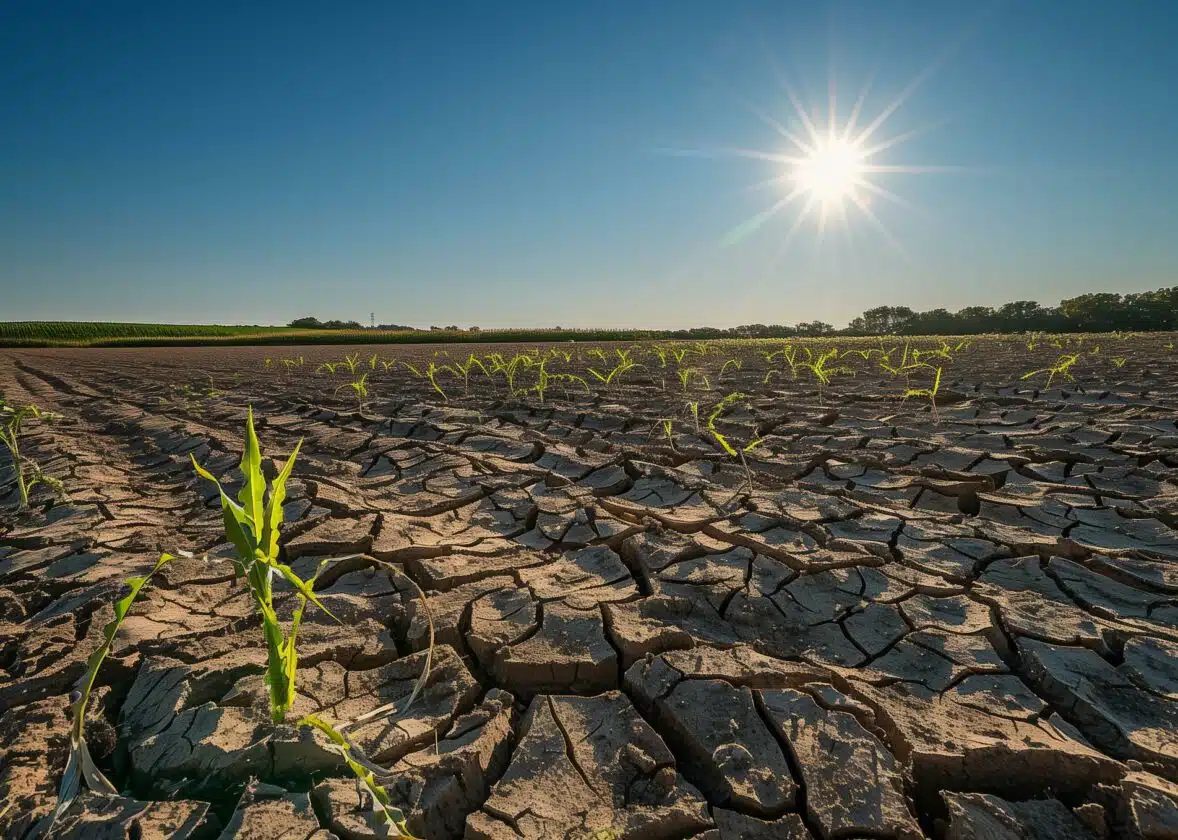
[1,395,67,510]
[706,393,764,496]
[192,407,340,723]
[51,553,176,828]
[900,364,944,422]
[299,715,419,839]
[425,362,455,401]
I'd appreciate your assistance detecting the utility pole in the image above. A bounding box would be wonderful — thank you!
[370,312,375,329]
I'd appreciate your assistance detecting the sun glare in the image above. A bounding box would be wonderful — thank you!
[792,135,867,204]
[696,57,960,257]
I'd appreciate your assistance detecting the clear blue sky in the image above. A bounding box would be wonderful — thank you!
[2,1,1176,328]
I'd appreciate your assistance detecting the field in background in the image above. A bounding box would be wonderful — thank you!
[2,321,716,347]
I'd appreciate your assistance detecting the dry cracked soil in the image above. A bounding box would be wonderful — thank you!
[1,336,1177,840]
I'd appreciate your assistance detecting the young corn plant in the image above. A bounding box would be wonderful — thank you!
[706,393,764,497]
[719,358,743,377]
[684,400,701,436]
[796,348,851,399]
[342,353,361,375]
[454,354,491,393]
[587,359,636,389]
[527,358,589,403]
[317,361,339,375]
[1,397,66,510]
[676,367,709,393]
[425,362,456,401]
[900,364,944,422]
[51,553,176,827]
[1020,353,1080,389]
[192,408,340,724]
[337,372,370,413]
[648,417,679,453]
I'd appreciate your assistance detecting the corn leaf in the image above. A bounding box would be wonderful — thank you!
[278,558,332,720]
[300,714,418,839]
[260,439,303,560]
[271,560,341,624]
[51,553,175,827]
[237,406,265,541]
[192,457,257,561]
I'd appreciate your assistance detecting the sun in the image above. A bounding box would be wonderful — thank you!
[791,135,868,205]
[695,64,957,256]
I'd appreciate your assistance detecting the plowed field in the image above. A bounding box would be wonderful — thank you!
[2,336,1177,840]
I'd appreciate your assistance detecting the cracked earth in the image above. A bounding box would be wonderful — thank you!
[1,337,1177,840]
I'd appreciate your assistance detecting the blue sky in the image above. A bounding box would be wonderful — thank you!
[2,1,1176,328]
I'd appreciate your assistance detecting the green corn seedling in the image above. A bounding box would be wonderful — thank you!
[527,358,589,403]
[369,353,378,370]
[706,393,763,495]
[587,359,635,388]
[677,367,709,392]
[1,397,66,510]
[51,552,177,828]
[1112,356,1128,368]
[317,361,339,375]
[1020,353,1080,389]
[454,354,490,392]
[336,372,370,413]
[649,418,678,453]
[684,401,700,435]
[900,364,944,421]
[720,359,742,376]
[796,348,850,395]
[399,361,424,378]
[425,362,455,401]
[192,408,340,723]
[342,353,361,374]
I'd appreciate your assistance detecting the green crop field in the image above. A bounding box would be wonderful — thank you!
[0,321,703,348]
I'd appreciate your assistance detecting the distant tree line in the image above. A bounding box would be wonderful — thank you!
[842,287,1178,335]
[288,286,1177,338]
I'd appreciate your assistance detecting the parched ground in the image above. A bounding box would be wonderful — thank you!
[1,335,1177,840]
